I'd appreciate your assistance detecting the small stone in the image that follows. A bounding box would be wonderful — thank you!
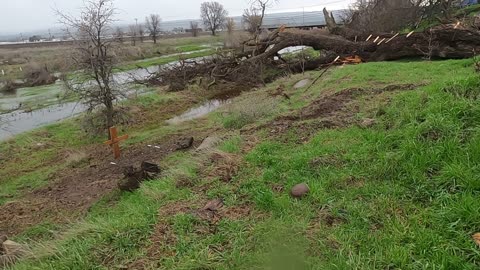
[290,183,310,198]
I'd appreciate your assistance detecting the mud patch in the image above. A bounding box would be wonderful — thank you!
[247,83,421,141]
[129,200,253,269]
[0,136,206,237]
[203,151,241,182]
[287,84,420,123]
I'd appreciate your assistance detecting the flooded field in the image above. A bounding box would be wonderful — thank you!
[0,52,215,140]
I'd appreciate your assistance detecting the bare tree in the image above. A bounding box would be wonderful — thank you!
[226,17,236,35]
[146,14,161,44]
[115,26,124,43]
[200,1,228,36]
[190,21,200,37]
[244,0,275,34]
[343,0,429,33]
[56,0,120,134]
[129,24,137,46]
[138,24,145,43]
[243,7,262,34]
[243,0,277,56]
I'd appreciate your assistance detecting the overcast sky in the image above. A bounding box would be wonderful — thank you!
[1,0,353,34]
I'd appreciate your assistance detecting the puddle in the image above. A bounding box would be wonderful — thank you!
[166,89,242,125]
[0,54,214,141]
[0,102,87,141]
[166,99,230,125]
[0,82,64,111]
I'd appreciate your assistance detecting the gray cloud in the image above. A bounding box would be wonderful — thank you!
[1,0,352,34]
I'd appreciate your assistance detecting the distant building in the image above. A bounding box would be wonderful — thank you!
[261,10,345,30]
[462,0,479,6]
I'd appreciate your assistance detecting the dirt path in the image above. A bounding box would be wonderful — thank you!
[0,131,212,236]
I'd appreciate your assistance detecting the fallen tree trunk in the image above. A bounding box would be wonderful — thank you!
[252,24,480,63]
[145,20,480,93]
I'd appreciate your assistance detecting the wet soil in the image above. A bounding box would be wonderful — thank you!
[0,135,208,236]
[244,83,421,142]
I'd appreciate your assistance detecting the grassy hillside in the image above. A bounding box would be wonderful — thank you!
[3,58,480,269]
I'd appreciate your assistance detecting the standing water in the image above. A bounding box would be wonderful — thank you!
[0,53,212,141]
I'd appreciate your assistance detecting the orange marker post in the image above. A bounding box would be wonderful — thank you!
[104,126,129,159]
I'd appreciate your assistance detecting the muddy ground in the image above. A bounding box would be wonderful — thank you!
[0,81,419,241]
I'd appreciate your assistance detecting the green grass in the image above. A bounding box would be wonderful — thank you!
[282,47,321,62]
[457,4,480,17]
[115,49,216,71]
[175,44,208,53]
[0,120,97,205]
[5,58,480,269]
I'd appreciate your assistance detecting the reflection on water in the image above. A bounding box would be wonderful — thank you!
[0,52,214,141]
[0,102,87,141]
[166,99,231,125]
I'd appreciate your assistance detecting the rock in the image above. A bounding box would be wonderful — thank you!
[202,199,224,211]
[294,79,311,89]
[175,137,194,150]
[360,118,376,128]
[197,136,221,151]
[290,183,310,198]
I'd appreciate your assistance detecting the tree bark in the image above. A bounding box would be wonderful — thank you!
[250,24,480,63]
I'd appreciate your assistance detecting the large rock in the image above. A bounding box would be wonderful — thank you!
[290,183,310,198]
